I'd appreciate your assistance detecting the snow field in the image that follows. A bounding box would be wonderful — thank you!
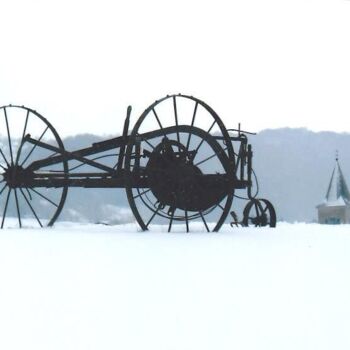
[0,223,349,350]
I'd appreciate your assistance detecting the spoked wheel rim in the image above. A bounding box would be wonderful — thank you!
[242,198,276,227]
[125,94,236,232]
[0,105,68,228]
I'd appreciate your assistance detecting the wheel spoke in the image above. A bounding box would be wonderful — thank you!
[194,120,217,156]
[20,126,49,167]
[15,109,30,166]
[186,101,198,152]
[199,211,210,232]
[168,209,175,232]
[20,188,43,227]
[29,188,59,207]
[173,96,180,146]
[152,108,167,138]
[4,107,14,165]
[25,187,33,200]
[218,203,225,211]
[254,202,259,216]
[262,205,269,214]
[194,147,227,167]
[185,210,189,232]
[0,145,10,168]
[1,188,12,228]
[0,183,7,195]
[14,189,22,228]
[138,134,155,151]
[145,205,161,228]
[133,188,151,199]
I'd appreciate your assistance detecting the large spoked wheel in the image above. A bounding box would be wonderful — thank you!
[124,94,236,232]
[242,198,276,227]
[0,105,68,228]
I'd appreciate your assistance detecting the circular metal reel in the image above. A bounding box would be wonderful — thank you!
[242,198,276,227]
[124,94,236,232]
[0,105,68,228]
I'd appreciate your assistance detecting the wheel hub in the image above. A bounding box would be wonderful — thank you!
[2,165,32,188]
[145,138,227,211]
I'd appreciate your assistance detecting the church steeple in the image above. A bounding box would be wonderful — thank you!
[325,154,350,204]
[317,153,350,224]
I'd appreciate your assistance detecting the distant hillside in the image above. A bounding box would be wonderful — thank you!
[1,128,349,224]
[60,128,350,223]
[250,128,350,222]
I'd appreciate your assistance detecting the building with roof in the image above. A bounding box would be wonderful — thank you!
[317,157,350,224]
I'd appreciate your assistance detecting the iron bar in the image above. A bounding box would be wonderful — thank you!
[0,149,9,168]
[20,188,43,227]
[29,188,59,208]
[185,210,189,232]
[26,137,115,173]
[15,109,30,166]
[186,101,198,152]
[1,188,11,228]
[117,106,131,172]
[194,147,228,167]
[133,188,151,199]
[199,211,210,232]
[4,107,14,165]
[21,126,49,166]
[194,120,217,156]
[168,209,175,232]
[146,206,161,228]
[173,96,180,146]
[0,184,7,195]
[152,108,167,138]
[14,189,22,228]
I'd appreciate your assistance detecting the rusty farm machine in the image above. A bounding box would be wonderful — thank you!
[0,94,276,231]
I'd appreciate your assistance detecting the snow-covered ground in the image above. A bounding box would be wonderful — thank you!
[0,222,350,350]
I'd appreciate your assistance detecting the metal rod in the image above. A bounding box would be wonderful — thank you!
[26,137,115,173]
[185,210,189,232]
[0,149,9,168]
[20,188,43,227]
[173,96,180,146]
[1,188,12,228]
[153,108,167,138]
[168,209,175,232]
[247,144,253,198]
[186,101,198,152]
[4,107,14,165]
[117,106,131,172]
[194,147,227,167]
[133,188,151,199]
[15,109,30,166]
[199,211,210,232]
[0,184,7,195]
[14,189,22,228]
[146,206,160,228]
[21,126,49,166]
[29,188,59,208]
[194,120,216,156]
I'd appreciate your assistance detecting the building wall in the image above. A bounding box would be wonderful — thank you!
[345,207,350,223]
[318,206,349,224]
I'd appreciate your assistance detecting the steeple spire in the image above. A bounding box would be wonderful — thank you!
[325,157,350,203]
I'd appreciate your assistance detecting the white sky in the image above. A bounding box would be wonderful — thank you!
[1,0,350,137]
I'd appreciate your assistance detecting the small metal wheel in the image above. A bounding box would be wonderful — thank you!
[124,94,236,232]
[242,198,276,227]
[0,105,68,228]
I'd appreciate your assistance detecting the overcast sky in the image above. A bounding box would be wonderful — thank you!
[1,0,350,137]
